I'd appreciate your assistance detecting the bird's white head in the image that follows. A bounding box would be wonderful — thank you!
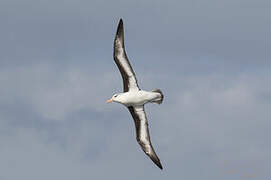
[106,93,122,104]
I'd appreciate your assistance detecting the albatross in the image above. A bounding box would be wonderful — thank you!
[106,19,164,170]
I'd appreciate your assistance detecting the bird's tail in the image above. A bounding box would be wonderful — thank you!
[151,89,164,104]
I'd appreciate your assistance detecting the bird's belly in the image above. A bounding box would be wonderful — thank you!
[123,91,157,106]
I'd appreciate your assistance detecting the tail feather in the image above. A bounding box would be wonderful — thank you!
[151,89,164,104]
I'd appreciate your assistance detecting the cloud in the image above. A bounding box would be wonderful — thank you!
[0,63,120,120]
[0,60,271,179]
[0,0,271,179]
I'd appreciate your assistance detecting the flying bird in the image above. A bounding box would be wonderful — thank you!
[106,19,164,170]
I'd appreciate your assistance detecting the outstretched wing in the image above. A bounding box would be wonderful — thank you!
[113,19,139,92]
[128,106,163,169]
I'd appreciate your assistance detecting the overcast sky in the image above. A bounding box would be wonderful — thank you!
[1,0,271,179]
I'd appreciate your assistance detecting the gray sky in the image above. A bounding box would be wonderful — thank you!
[1,0,271,179]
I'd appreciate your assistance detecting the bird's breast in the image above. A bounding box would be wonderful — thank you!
[121,91,157,106]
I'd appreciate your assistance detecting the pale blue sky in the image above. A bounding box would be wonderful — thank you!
[1,0,271,179]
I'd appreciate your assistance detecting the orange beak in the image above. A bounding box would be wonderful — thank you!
[106,98,113,104]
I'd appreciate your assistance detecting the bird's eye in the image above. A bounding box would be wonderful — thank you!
[114,95,118,98]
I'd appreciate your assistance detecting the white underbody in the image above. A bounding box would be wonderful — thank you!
[116,90,161,106]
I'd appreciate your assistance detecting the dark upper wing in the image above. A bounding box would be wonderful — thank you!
[113,19,139,92]
[128,106,163,170]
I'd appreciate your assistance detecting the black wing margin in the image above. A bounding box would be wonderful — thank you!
[113,19,139,92]
[128,106,163,169]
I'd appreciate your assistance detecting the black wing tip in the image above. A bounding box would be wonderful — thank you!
[156,161,163,170]
[154,159,163,170]
[116,18,124,36]
[149,154,163,170]
[152,159,163,170]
